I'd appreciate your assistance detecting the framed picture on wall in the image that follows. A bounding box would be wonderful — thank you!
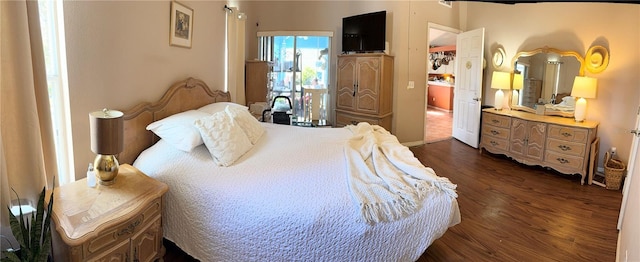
[439,0,452,8]
[170,1,193,48]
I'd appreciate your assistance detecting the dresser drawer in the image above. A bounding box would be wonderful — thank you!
[482,126,510,140]
[482,112,511,128]
[548,125,588,143]
[544,151,584,171]
[482,137,509,152]
[84,197,162,258]
[335,111,392,131]
[546,138,586,157]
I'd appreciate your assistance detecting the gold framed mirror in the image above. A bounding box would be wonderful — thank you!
[510,46,585,117]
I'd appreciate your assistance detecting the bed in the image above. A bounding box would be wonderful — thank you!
[121,77,460,261]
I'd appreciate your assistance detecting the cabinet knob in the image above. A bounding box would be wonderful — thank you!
[490,130,500,135]
[556,158,569,164]
[561,132,572,138]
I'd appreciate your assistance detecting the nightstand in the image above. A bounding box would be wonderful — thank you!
[49,164,168,262]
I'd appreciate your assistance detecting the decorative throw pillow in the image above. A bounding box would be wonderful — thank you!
[197,102,248,115]
[225,106,265,145]
[146,110,209,152]
[194,111,253,166]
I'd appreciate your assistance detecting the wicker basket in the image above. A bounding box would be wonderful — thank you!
[604,151,625,190]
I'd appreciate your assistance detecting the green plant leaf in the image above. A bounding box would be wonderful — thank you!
[0,250,21,262]
[6,207,26,252]
[9,189,30,251]
[30,187,46,252]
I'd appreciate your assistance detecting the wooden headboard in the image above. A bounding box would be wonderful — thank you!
[119,77,231,164]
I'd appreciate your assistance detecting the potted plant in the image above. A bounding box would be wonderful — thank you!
[1,187,53,262]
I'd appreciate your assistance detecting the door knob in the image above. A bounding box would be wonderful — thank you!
[473,97,480,101]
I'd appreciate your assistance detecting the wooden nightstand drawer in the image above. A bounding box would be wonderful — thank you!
[84,198,162,257]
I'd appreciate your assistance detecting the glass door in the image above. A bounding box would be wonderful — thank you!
[259,32,331,126]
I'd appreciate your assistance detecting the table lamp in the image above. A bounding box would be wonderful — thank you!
[571,76,597,122]
[491,71,511,110]
[89,109,124,185]
[511,73,524,107]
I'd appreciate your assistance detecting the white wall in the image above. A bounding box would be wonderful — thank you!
[63,0,227,178]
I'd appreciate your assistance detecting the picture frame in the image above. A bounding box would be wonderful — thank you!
[439,0,452,8]
[170,1,193,48]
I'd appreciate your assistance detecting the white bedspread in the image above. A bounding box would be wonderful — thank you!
[134,123,460,261]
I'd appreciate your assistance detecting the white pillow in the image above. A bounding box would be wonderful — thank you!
[146,110,209,152]
[198,102,248,115]
[194,111,253,166]
[225,106,265,145]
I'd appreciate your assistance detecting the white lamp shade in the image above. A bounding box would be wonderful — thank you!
[571,76,597,99]
[512,74,524,90]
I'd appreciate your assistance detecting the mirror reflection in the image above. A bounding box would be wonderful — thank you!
[511,47,584,111]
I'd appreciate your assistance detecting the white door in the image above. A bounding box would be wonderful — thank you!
[452,28,485,148]
[618,107,640,229]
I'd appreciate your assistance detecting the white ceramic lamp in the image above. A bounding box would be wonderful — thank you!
[511,73,524,107]
[491,71,511,110]
[571,76,597,122]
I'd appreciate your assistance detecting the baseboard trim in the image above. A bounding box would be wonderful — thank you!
[402,141,425,147]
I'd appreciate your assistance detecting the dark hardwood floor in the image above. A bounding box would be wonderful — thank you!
[163,138,623,262]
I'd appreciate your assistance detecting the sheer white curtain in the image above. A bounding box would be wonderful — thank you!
[225,6,246,105]
[0,0,58,229]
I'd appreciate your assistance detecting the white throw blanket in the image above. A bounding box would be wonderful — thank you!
[345,123,458,224]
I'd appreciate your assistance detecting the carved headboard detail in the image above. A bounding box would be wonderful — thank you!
[119,77,231,164]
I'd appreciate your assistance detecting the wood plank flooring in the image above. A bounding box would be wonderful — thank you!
[163,138,623,261]
[415,139,622,262]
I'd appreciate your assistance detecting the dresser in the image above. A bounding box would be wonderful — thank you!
[480,109,599,184]
[50,164,169,262]
[335,53,394,131]
[245,60,273,106]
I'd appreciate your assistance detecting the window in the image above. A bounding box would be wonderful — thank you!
[258,32,332,123]
[38,0,74,185]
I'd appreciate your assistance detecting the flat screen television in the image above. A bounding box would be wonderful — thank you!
[342,11,386,53]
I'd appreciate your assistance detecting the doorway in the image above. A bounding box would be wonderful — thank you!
[425,24,459,143]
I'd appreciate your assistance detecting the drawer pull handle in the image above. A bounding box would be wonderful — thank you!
[491,119,500,124]
[558,145,571,151]
[490,130,500,135]
[351,120,358,125]
[556,158,570,164]
[561,132,572,137]
[117,218,142,236]
[490,141,498,146]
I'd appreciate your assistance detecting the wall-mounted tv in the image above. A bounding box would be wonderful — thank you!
[342,11,386,53]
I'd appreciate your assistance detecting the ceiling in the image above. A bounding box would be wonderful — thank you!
[429,28,457,47]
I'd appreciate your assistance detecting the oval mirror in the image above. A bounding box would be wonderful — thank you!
[510,47,585,116]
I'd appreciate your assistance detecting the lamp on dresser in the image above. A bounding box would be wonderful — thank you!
[89,108,124,185]
[491,71,511,110]
[511,73,524,107]
[571,76,597,122]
